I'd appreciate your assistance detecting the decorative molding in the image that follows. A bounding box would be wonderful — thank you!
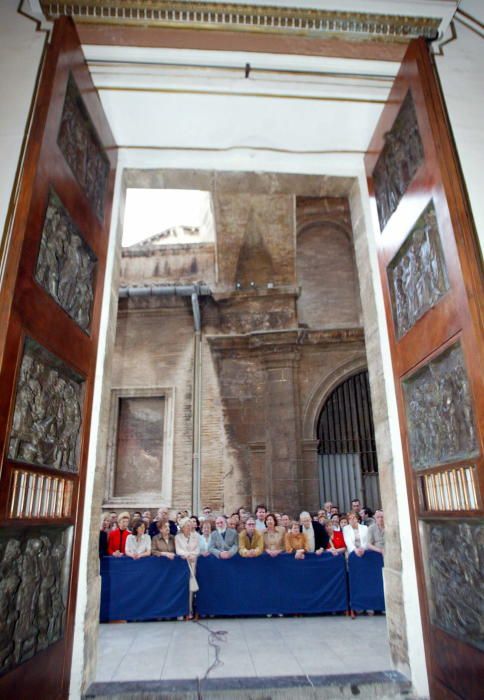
[302,354,367,440]
[104,386,175,509]
[40,2,441,42]
[207,327,364,356]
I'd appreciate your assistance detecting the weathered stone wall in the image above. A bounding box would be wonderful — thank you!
[349,178,410,677]
[120,242,216,287]
[296,197,362,329]
[111,299,195,509]
[104,171,370,516]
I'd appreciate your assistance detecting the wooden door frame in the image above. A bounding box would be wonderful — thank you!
[366,38,483,700]
[0,17,117,699]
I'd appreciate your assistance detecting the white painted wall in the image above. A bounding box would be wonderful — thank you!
[69,158,126,700]
[435,0,484,253]
[0,1,46,251]
[350,170,430,699]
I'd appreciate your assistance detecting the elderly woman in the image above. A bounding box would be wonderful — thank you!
[125,519,151,560]
[198,518,213,556]
[343,511,369,556]
[175,517,200,617]
[285,520,308,559]
[99,512,111,558]
[107,511,131,556]
[263,513,285,557]
[151,521,176,559]
[325,520,346,556]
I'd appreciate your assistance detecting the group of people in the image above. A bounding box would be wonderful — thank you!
[100,499,384,616]
[100,499,384,562]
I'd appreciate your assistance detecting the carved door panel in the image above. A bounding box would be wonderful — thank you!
[0,17,116,699]
[365,39,483,700]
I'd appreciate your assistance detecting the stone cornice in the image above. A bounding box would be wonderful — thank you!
[40,2,441,42]
[207,326,364,354]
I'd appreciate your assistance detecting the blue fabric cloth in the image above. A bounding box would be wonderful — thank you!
[348,551,385,611]
[100,556,189,621]
[196,552,348,616]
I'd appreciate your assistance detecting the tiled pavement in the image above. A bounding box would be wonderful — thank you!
[95,615,392,683]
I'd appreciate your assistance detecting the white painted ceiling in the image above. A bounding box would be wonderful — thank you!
[82,0,457,174]
[85,47,394,172]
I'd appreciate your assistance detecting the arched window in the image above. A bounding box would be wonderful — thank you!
[317,370,380,512]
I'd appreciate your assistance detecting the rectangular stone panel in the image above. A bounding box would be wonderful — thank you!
[114,396,165,498]
[373,90,424,231]
[423,520,484,651]
[387,199,449,338]
[0,525,71,674]
[57,74,109,220]
[402,343,478,470]
[8,338,85,473]
[35,189,97,332]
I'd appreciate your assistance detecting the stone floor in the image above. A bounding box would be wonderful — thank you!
[95,615,393,683]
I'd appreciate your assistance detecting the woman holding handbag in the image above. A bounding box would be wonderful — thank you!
[175,517,200,618]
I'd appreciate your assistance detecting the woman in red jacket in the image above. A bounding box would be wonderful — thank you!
[325,520,346,556]
[107,511,131,556]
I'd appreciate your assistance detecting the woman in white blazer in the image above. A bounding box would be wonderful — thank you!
[175,517,200,617]
[343,512,369,556]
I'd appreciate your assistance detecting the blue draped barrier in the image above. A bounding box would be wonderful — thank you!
[100,551,385,621]
[196,552,348,616]
[348,551,385,611]
[100,556,189,621]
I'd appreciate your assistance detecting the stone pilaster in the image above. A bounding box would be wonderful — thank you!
[259,338,302,513]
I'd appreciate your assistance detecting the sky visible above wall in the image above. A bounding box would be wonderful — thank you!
[122,188,215,247]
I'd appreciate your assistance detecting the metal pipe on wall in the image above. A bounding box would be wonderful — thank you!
[119,283,210,515]
[190,291,203,516]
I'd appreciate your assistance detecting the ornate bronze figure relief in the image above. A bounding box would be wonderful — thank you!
[8,338,84,473]
[402,343,478,470]
[387,199,449,338]
[373,90,424,231]
[57,74,109,220]
[424,521,484,651]
[35,189,97,332]
[0,527,69,675]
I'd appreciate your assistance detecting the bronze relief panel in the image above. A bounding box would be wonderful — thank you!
[387,199,449,339]
[35,189,97,332]
[424,520,484,651]
[0,526,70,675]
[402,343,478,470]
[373,90,424,231]
[57,74,109,220]
[8,338,84,473]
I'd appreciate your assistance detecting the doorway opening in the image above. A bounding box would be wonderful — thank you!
[317,370,380,513]
[92,171,394,691]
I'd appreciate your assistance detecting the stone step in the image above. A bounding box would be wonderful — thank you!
[84,670,415,700]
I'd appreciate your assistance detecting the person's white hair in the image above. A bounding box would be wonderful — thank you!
[179,517,191,529]
[299,511,311,520]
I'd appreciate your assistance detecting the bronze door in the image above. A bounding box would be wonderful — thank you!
[365,38,483,700]
[0,17,116,699]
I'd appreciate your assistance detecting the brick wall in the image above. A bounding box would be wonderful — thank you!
[103,173,370,516]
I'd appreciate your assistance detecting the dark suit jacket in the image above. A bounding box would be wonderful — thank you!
[149,519,177,538]
[300,521,329,551]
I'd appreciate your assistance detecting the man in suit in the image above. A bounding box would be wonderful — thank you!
[209,515,238,559]
[299,511,329,554]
